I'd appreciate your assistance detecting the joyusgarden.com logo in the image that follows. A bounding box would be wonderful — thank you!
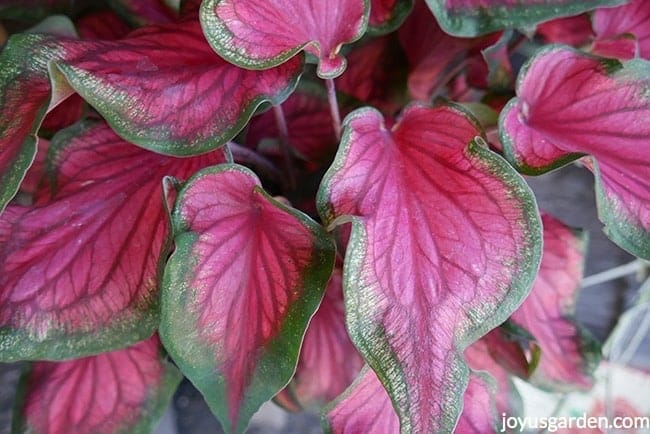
[500,413,650,433]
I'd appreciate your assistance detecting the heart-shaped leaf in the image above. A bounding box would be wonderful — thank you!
[277,269,363,410]
[199,0,369,78]
[499,46,650,259]
[54,20,303,156]
[161,164,335,433]
[0,121,225,361]
[424,0,626,37]
[317,103,541,432]
[368,0,413,35]
[593,0,650,59]
[510,213,600,390]
[12,335,181,434]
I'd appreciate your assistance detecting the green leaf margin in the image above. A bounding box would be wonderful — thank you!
[160,163,335,434]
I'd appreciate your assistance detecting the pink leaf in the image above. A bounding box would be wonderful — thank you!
[279,269,363,410]
[368,0,413,35]
[424,0,626,36]
[0,121,225,361]
[13,335,181,434]
[510,213,600,390]
[499,46,650,259]
[54,20,303,156]
[199,0,369,78]
[593,0,650,59]
[318,103,541,432]
[161,164,335,433]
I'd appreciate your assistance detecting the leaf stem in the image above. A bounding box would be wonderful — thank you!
[430,59,470,100]
[228,142,284,188]
[580,259,648,288]
[272,104,296,190]
[325,78,342,140]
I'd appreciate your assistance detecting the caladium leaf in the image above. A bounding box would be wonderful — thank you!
[0,33,76,214]
[499,46,650,259]
[12,335,181,434]
[368,0,413,35]
[199,0,369,78]
[318,104,541,432]
[510,213,600,390]
[278,269,363,410]
[107,0,177,26]
[54,20,303,156]
[0,121,225,361]
[593,0,650,59]
[423,0,626,37]
[161,164,335,433]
